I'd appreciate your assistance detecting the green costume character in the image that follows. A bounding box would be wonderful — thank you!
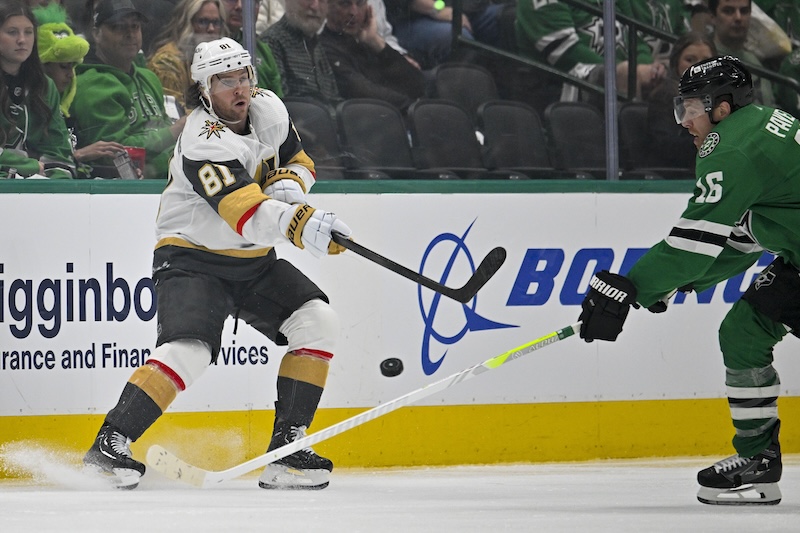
[578,57,795,506]
[71,53,175,179]
[34,3,89,117]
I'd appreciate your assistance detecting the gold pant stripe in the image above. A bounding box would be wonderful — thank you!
[129,364,179,412]
[278,352,329,388]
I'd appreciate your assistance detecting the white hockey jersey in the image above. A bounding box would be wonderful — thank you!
[155,89,315,261]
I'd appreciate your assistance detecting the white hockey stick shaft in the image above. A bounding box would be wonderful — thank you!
[147,321,582,488]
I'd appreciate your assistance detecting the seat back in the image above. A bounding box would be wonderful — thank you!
[282,97,346,179]
[544,101,605,176]
[433,63,499,125]
[336,99,416,178]
[407,99,485,175]
[478,100,552,170]
[618,102,650,170]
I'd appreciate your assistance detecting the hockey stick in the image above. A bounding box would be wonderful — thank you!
[146,321,582,488]
[331,232,506,304]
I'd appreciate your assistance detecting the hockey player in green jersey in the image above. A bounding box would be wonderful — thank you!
[578,56,799,506]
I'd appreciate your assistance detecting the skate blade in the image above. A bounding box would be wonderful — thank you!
[82,464,141,490]
[257,464,330,490]
[697,483,781,506]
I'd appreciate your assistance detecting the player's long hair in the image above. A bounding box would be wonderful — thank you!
[0,1,53,144]
[186,81,203,111]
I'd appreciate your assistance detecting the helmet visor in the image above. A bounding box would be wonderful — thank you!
[209,67,256,94]
[673,94,713,124]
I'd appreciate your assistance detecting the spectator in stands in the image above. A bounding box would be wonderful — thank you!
[222,0,283,95]
[148,0,226,113]
[369,0,420,69]
[515,0,666,103]
[262,0,341,104]
[320,0,425,111]
[383,0,488,70]
[71,0,185,179]
[256,0,284,35]
[0,1,74,179]
[759,1,800,117]
[709,0,775,105]
[644,31,716,171]
[34,2,128,177]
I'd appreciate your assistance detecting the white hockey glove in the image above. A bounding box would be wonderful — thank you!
[263,168,306,204]
[279,204,352,258]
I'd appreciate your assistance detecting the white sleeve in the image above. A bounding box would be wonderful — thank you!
[240,198,294,248]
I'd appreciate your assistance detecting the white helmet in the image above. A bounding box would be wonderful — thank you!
[191,37,255,92]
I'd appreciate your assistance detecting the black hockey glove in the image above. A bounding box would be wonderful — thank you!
[579,271,639,342]
[647,284,694,313]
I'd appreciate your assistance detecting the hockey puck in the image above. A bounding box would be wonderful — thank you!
[380,358,404,377]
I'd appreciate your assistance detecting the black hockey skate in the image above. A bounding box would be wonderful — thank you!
[83,425,145,490]
[258,422,333,490]
[697,422,782,505]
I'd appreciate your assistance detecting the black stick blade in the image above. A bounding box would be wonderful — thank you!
[332,233,506,303]
[444,247,507,303]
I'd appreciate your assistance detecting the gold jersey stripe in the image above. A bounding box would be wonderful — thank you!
[218,183,269,232]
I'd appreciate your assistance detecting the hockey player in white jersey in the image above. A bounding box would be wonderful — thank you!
[83,37,351,490]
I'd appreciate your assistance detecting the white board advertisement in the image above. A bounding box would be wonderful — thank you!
[1,192,797,416]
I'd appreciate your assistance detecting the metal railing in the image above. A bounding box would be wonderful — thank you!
[449,0,800,181]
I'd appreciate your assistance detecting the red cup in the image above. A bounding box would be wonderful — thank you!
[124,146,146,173]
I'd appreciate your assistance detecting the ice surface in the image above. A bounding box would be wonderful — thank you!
[1,448,798,532]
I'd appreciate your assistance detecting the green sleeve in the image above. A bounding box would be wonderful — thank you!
[627,147,764,307]
[515,1,603,72]
[257,41,283,97]
[0,149,40,178]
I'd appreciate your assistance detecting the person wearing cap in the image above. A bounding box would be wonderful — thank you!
[577,56,800,506]
[69,0,186,179]
[0,0,75,179]
[82,37,352,491]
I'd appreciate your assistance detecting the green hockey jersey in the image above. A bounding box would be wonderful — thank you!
[627,104,800,307]
[515,0,653,78]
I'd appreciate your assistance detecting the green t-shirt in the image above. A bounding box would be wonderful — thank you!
[627,104,800,307]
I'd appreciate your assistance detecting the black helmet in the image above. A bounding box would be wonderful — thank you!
[677,56,753,115]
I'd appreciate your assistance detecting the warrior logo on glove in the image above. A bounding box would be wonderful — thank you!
[579,271,639,343]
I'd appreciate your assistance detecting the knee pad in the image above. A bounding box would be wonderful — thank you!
[147,339,212,390]
[280,299,339,356]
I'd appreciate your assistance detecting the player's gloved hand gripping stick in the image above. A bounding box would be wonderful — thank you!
[331,232,507,304]
[578,270,639,342]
